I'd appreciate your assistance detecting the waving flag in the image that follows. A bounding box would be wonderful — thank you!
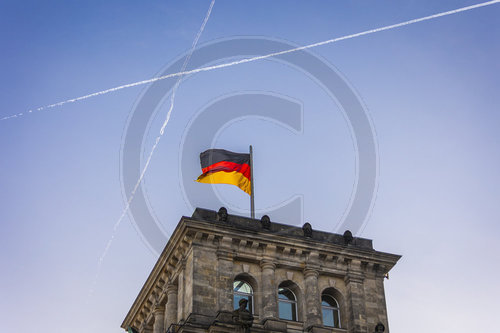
[196,149,251,195]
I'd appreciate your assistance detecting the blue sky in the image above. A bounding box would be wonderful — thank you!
[1,1,499,332]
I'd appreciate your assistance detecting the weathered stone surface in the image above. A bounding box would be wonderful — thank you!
[304,268,321,328]
[260,259,277,319]
[152,306,164,333]
[121,208,401,333]
[164,283,178,330]
[262,318,287,332]
[306,325,335,333]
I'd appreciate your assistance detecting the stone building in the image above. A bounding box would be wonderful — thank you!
[121,208,400,333]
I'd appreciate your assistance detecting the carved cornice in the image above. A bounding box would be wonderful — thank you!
[121,217,194,330]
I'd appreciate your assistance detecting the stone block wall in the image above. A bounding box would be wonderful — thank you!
[121,209,400,333]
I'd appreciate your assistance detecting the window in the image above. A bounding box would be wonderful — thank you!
[278,287,297,321]
[321,294,340,328]
[233,280,254,314]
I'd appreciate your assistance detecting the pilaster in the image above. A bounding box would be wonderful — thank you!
[344,273,367,333]
[303,267,321,328]
[152,305,164,333]
[260,259,278,320]
[216,248,234,312]
[164,283,178,330]
[177,263,186,323]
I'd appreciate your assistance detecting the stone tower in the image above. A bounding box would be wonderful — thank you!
[121,208,400,333]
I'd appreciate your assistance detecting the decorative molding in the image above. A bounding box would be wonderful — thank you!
[260,259,276,271]
[121,211,401,330]
[344,273,365,284]
[165,283,178,295]
[303,267,319,279]
[207,233,215,243]
[153,305,165,314]
[263,243,277,256]
[216,248,233,261]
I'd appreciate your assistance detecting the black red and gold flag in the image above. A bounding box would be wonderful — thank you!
[196,149,251,195]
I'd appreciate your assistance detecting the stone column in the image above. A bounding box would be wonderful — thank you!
[374,276,390,332]
[152,306,164,333]
[216,249,234,313]
[177,268,185,323]
[164,283,178,331]
[260,259,277,319]
[304,267,321,328]
[260,259,287,332]
[344,273,367,333]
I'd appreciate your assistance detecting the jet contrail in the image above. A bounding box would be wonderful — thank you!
[88,0,216,297]
[2,0,498,122]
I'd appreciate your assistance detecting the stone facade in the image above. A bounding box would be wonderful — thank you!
[121,208,400,333]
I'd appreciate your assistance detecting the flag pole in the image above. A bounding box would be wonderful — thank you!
[249,145,255,219]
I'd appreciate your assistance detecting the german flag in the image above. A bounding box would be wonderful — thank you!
[196,149,251,195]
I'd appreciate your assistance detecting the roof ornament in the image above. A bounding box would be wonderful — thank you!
[260,215,271,230]
[343,230,353,245]
[302,222,313,238]
[216,207,228,222]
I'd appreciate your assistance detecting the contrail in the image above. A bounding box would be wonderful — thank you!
[2,0,498,122]
[88,0,216,297]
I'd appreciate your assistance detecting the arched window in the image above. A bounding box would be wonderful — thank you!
[233,280,254,314]
[321,294,341,328]
[278,287,297,321]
